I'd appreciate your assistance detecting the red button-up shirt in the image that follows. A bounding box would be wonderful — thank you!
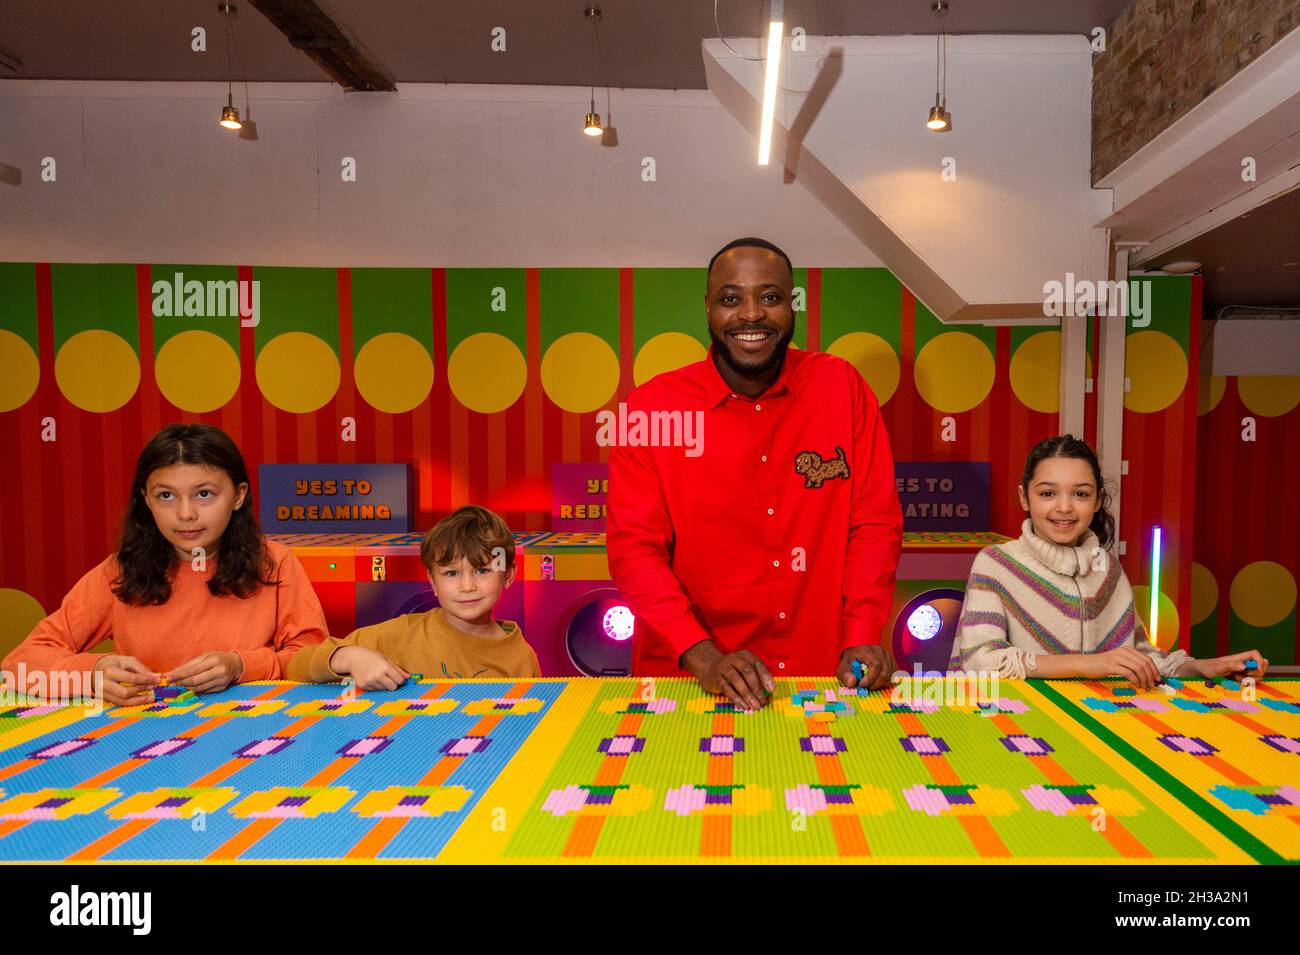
[608,345,903,677]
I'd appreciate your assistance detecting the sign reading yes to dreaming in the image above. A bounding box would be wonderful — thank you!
[259,463,411,533]
[894,461,990,531]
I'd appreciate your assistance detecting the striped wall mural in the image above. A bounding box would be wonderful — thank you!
[1193,328,1300,666]
[1,262,1204,656]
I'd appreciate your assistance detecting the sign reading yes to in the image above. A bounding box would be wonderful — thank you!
[259,463,411,533]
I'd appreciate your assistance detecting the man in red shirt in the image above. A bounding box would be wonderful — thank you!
[608,238,903,710]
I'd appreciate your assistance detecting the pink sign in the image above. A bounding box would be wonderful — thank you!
[551,463,608,531]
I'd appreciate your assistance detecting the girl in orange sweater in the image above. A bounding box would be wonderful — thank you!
[2,424,327,706]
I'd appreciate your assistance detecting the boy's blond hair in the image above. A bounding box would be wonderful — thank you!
[420,505,515,575]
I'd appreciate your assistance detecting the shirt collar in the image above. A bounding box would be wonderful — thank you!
[697,343,799,409]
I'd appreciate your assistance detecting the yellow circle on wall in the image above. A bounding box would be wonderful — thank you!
[0,588,47,661]
[1008,331,1061,413]
[634,332,706,386]
[913,332,994,413]
[1229,560,1297,628]
[354,332,434,414]
[827,331,901,405]
[1197,374,1226,415]
[541,332,620,413]
[1124,331,1187,413]
[1189,561,1218,627]
[55,329,140,413]
[255,332,340,413]
[448,332,527,414]
[1237,375,1300,418]
[155,330,241,413]
[1132,586,1180,653]
[0,330,39,412]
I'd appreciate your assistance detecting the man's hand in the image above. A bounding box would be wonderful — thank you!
[837,644,894,690]
[680,641,774,711]
[93,654,159,707]
[331,645,408,691]
[164,651,244,695]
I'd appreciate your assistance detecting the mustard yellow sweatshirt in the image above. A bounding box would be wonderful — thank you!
[287,607,541,682]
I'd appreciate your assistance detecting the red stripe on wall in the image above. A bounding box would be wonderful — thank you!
[989,327,1013,535]
[894,286,916,462]
[430,269,451,522]
[237,266,262,506]
[32,265,63,609]
[1176,277,1202,651]
[524,268,544,530]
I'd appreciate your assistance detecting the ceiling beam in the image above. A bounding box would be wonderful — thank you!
[247,0,395,91]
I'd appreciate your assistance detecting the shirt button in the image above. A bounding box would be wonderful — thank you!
[767,507,774,515]
[779,612,786,620]
[772,559,780,568]
[761,455,767,462]
[778,662,786,670]
[755,404,762,411]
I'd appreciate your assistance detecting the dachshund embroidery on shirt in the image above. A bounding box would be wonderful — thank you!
[793,447,850,488]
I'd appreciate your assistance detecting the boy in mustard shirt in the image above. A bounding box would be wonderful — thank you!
[288,506,540,688]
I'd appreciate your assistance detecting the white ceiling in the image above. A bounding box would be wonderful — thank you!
[1,0,1130,88]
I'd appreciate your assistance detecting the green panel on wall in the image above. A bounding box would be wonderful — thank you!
[252,267,339,356]
[913,300,996,352]
[50,264,139,353]
[539,268,619,350]
[0,262,38,351]
[149,265,242,351]
[1126,274,1191,353]
[821,268,901,350]
[633,269,707,350]
[445,268,526,353]
[351,268,433,352]
[1189,613,1218,661]
[1228,608,1295,665]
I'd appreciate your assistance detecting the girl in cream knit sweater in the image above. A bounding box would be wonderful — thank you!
[950,436,1268,685]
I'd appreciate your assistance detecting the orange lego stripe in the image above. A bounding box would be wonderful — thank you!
[209,817,280,861]
[831,814,871,856]
[561,814,604,857]
[67,819,154,862]
[958,816,1010,857]
[701,816,731,857]
[1098,817,1154,858]
[345,817,408,860]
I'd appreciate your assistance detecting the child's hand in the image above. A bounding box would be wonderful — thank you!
[1194,650,1268,679]
[1088,647,1161,688]
[94,654,160,707]
[165,651,244,694]
[331,646,408,691]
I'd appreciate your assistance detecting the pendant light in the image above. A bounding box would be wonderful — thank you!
[219,3,242,130]
[583,8,604,136]
[926,2,952,132]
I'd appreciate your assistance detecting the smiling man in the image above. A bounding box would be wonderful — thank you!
[608,238,903,709]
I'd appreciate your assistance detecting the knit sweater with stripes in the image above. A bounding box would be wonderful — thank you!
[949,519,1189,679]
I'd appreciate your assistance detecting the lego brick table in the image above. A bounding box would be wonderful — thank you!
[0,677,1294,864]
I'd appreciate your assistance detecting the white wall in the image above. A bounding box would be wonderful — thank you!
[0,80,881,269]
[706,35,1111,320]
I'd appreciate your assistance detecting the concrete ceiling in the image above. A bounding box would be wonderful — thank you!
[2,0,1129,88]
[1149,186,1300,313]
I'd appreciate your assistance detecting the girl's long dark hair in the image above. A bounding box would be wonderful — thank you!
[1020,434,1116,549]
[113,424,275,606]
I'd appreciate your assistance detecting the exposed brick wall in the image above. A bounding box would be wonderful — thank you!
[1092,0,1300,183]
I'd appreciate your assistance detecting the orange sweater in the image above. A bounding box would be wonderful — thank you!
[2,540,327,682]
